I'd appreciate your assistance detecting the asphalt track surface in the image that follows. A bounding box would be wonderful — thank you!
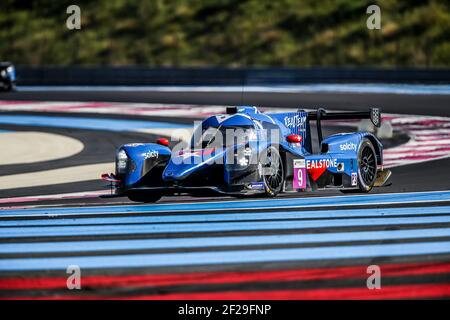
[0,88,449,299]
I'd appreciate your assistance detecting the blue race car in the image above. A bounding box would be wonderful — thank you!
[102,107,391,203]
[0,62,16,91]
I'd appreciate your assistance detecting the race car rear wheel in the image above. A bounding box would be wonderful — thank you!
[357,138,377,192]
[340,138,377,194]
[261,146,284,197]
[127,191,162,203]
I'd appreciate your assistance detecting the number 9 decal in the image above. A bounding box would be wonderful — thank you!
[293,167,306,189]
[297,168,303,187]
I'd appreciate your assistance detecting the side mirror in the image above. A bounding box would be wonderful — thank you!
[156,137,170,147]
[286,134,302,144]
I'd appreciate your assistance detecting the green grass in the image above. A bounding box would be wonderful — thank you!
[1,0,449,67]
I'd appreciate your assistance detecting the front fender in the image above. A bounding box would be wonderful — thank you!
[119,143,171,187]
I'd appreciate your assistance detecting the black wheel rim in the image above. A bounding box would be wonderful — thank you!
[263,148,283,191]
[360,146,376,185]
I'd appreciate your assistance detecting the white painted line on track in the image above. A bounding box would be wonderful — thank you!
[0,163,114,191]
[0,190,106,204]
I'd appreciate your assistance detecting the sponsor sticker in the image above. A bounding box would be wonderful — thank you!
[340,142,357,151]
[306,158,337,169]
[293,159,307,189]
[125,143,144,147]
[144,150,159,159]
[293,159,306,168]
[284,114,307,129]
[351,172,358,186]
[248,182,265,190]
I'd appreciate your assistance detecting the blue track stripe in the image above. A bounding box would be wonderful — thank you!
[2,205,450,227]
[1,228,450,255]
[0,115,189,132]
[1,241,450,271]
[2,190,450,217]
[2,216,450,238]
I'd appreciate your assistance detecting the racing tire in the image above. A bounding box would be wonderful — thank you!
[0,82,14,92]
[341,138,377,193]
[7,83,16,92]
[260,146,285,197]
[127,192,162,203]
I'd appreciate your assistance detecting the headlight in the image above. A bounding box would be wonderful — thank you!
[0,70,5,77]
[116,149,128,172]
[6,66,14,73]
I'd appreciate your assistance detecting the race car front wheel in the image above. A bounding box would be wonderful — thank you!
[127,191,162,203]
[261,146,284,197]
[357,138,377,192]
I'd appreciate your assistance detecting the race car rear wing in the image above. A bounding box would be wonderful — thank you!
[304,107,381,144]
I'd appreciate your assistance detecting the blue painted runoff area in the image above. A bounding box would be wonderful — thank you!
[0,115,191,132]
[2,190,450,218]
[1,241,449,271]
[1,227,449,255]
[1,205,450,227]
[2,215,450,239]
[2,191,450,271]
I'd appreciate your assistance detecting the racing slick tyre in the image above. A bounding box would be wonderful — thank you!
[341,138,377,193]
[127,191,162,203]
[261,146,285,197]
